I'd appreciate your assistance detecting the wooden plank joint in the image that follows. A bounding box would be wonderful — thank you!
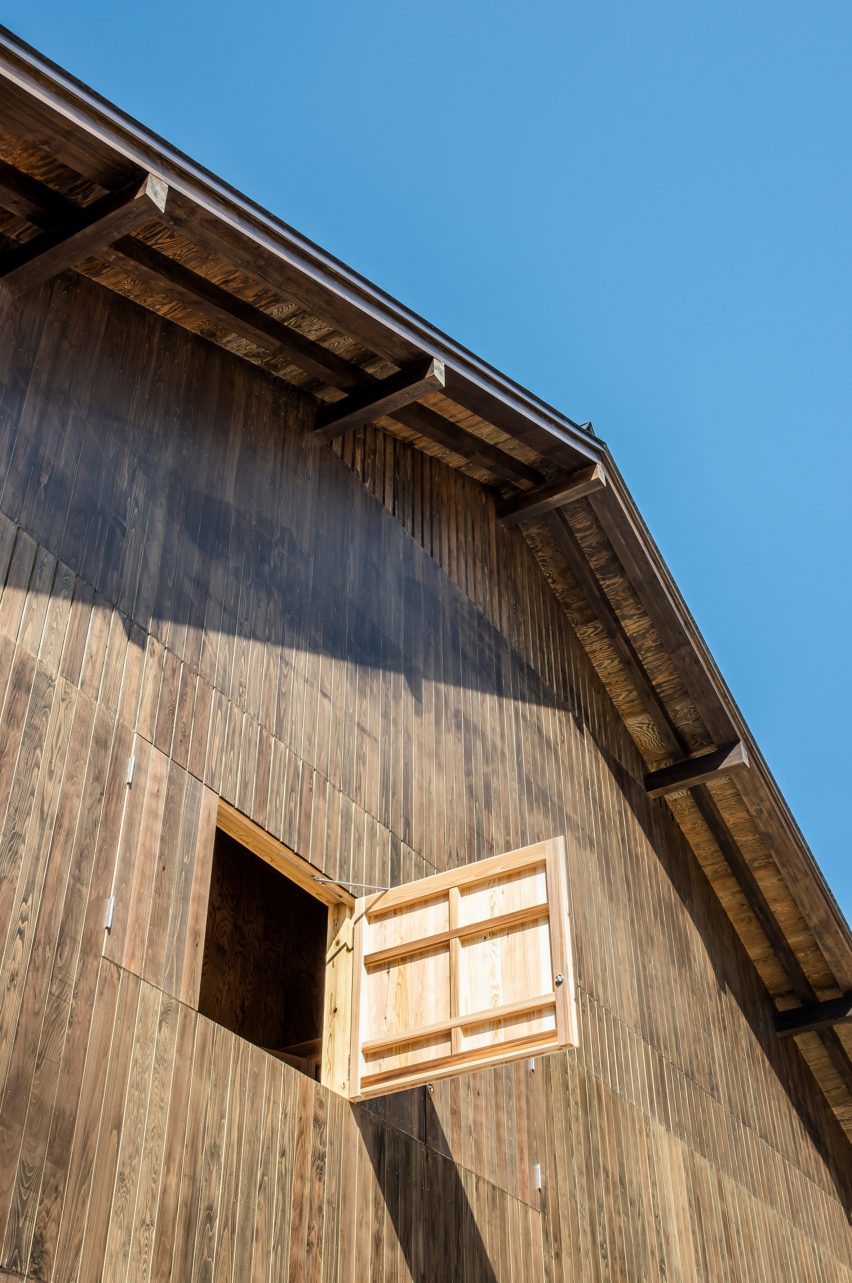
[313,357,446,443]
[498,462,606,526]
[645,740,749,799]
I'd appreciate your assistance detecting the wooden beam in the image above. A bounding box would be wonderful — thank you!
[391,401,542,486]
[498,463,606,526]
[0,160,544,487]
[692,788,852,1095]
[775,993,852,1038]
[119,247,541,475]
[0,157,72,228]
[0,172,168,295]
[591,484,851,989]
[121,238,538,478]
[314,358,446,443]
[541,515,837,1057]
[0,166,361,387]
[162,192,600,472]
[216,800,353,908]
[545,512,684,758]
[0,39,600,471]
[0,70,132,191]
[441,364,597,473]
[645,741,749,798]
[692,788,817,1002]
[588,487,736,747]
[107,235,360,387]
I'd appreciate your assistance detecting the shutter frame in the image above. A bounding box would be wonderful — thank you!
[348,836,577,1099]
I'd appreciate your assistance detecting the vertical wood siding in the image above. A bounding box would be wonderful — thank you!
[0,274,848,1281]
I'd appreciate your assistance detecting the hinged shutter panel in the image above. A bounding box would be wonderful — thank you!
[349,837,577,1099]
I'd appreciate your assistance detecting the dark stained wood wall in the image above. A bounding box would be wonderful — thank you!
[0,271,848,1282]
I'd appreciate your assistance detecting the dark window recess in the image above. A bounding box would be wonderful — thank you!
[198,828,328,1078]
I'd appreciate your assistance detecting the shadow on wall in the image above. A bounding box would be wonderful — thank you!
[0,276,581,717]
[590,731,852,1213]
[0,441,581,718]
[2,278,848,1220]
[353,1091,500,1283]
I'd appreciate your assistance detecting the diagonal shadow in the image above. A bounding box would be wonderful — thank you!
[353,1089,499,1283]
[2,277,847,1218]
[581,719,852,1213]
[0,423,581,721]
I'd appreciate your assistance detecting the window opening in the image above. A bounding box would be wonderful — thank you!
[201,804,577,1099]
[199,826,329,1078]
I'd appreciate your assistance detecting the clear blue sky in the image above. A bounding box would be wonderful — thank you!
[5,2,850,918]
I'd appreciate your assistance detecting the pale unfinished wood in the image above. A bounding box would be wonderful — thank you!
[363,901,550,968]
[361,993,558,1054]
[216,799,354,908]
[349,837,578,1099]
[321,903,355,1097]
[361,1031,559,1093]
[363,840,556,915]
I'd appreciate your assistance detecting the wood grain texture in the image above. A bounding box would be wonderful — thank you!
[0,64,847,1020]
[497,463,606,527]
[0,271,847,1283]
[0,173,168,297]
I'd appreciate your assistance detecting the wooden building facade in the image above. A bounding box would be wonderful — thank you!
[0,26,849,1282]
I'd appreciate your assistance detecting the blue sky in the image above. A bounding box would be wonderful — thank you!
[4,2,850,917]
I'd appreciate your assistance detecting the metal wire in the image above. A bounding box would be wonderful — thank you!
[311,877,390,891]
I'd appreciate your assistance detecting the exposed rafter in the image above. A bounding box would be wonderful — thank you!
[0,165,359,386]
[543,515,852,1089]
[160,194,600,474]
[0,156,71,226]
[693,787,817,998]
[498,463,605,526]
[109,234,362,386]
[0,171,168,295]
[692,788,852,1094]
[393,401,541,485]
[645,741,749,799]
[0,31,603,473]
[0,161,542,487]
[545,512,684,759]
[541,514,849,1082]
[541,515,852,1088]
[314,358,446,443]
[588,487,737,748]
[776,994,852,1039]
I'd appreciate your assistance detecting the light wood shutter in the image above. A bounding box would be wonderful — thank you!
[348,837,577,1099]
